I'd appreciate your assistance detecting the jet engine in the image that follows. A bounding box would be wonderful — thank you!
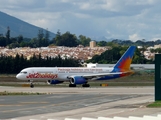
[47,80,64,84]
[70,76,87,84]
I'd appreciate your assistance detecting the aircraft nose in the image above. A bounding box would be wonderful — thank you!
[16,74,21,79]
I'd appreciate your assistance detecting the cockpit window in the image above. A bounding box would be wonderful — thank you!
[20,71,27,74]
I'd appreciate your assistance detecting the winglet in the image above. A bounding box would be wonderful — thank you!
[113,46,136,72]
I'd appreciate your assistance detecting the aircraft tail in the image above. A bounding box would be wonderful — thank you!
[113,46,136,72]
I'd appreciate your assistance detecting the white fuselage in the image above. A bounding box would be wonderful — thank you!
[16,67,114,81]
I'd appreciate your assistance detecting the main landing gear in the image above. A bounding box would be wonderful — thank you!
[28,80,34,88]
[82,81,90,87]
[82,84,90,87]
[68,83,90,87]
[69,84,76,87]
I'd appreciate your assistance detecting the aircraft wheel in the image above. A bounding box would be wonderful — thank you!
[28,80,34,88]
[30,83,34,88]
[82,84,90,87]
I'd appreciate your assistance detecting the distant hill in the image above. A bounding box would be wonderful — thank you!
[110,39,161,46]
[0,11,56,39]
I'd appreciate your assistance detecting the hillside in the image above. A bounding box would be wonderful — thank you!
[0,11,56,39]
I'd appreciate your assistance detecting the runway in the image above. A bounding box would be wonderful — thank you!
[0,86,159,120]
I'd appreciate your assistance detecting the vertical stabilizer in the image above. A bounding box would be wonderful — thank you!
[113,46,136,72]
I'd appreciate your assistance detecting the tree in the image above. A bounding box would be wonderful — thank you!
[86,46,122,64]
[10,37,17,45]
[43,29,50,46]
[37,29,44,47]
[97,41,107,46]
[45,29,49,39]
[131,48,149,64]
[0,37,6,46]
[20,41,28,47]
[106,41,118,47]
[8,42,19,48]
[53,30,62,45]
[78,35,91,46]
[54,31,78,47]
[6,26,10,45]
[17,35,23,44]
[155,48,161,53]
[29,38,38,48]
[61,32,78,47]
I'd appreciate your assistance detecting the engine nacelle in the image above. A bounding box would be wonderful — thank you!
[47,80,64,84]
[70,76,86,84]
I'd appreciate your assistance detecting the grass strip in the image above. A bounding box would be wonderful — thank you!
[0,91,44,96]
[147,101,161,108]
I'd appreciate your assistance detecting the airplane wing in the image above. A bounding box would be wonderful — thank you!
[67,71,132,80]
[84,71,134,80]
[82,72,124,78]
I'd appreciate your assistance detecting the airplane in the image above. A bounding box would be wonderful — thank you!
[16,46,136,88]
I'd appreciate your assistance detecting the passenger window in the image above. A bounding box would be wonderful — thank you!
[23,72,27,74]
[20,71,27,74]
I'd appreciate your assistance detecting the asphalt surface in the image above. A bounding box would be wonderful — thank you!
[0,86,159,120]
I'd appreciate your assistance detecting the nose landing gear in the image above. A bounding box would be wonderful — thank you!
[28,80,34,88]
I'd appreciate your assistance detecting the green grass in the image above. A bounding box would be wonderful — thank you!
[147,101,161,108]
[0,74,16,77]
[0,91,44,96]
